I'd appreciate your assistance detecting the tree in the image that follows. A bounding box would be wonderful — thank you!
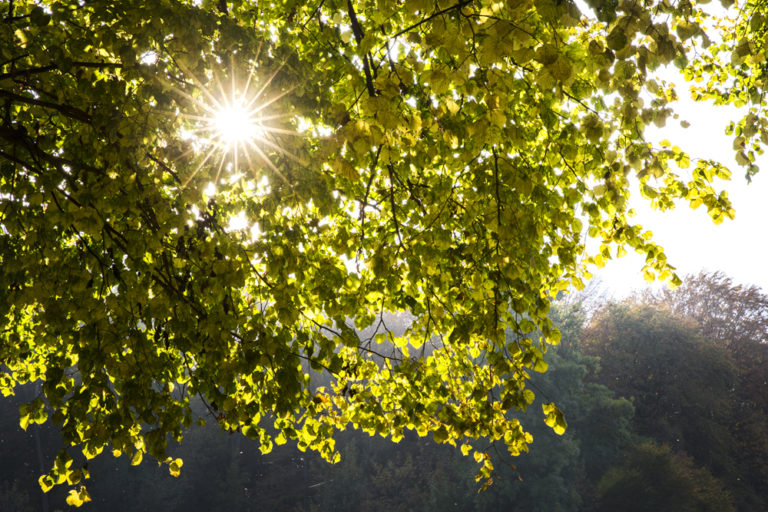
[595,443,735,512]
[644,271,768,411]
[583,304,738,473]
[1,0,766,501]
[642,272,768,507]
[645,271,768,349]
[303,300,635,512]
[583,302,768,509]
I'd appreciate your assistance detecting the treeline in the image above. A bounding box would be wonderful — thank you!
[1,272,766,511]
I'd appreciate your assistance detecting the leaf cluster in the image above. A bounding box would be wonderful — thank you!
[0,0,764,502]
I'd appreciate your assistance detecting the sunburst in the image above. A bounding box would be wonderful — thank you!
[170,60,303,190]
[211,95,265,148]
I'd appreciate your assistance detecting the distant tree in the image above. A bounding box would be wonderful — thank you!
[416,301,635,512]
[583,305,738,475]
[0,386,68,510]
[301,301,635,512]
[645,271,768,348]
[645,271,768,411]
[0,480,35,512]
[643,272,768,507]
[595,443,735,512]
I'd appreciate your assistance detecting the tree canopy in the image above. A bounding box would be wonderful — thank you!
[583,290,768,509]
[1,0,766,503]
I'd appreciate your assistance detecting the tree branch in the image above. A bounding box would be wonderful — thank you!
[146,153,182,186]
[0,61,124,81]
[346,0,376,97]
[0,89,91,123]
[386,163,405,249]
[385,0,474,44]
[0,127,102,189]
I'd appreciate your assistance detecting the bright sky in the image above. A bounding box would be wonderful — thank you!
[591,73,768,297]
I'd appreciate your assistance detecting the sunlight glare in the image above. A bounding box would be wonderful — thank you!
[173,62,305,191]
[203,182,217,197]
[212,98,263,147]
[227,211,250,232]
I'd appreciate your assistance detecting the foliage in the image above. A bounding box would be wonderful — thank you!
[645,271,768,411]
[583,304,737,471]
[1,0,766,501]
[642,271,768,507]
[300,302,636,512]
[3,295,758,510]
[0,479,36,512]
[583,300,767,510]
[686,1,768,177]
[645,271,768,348]
[595,443,735,512]
[0,300,639,511]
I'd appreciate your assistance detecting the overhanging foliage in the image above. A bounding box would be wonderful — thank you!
[1,0,766,503]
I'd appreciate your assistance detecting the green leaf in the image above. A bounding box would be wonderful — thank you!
[542,402,567,435]
[433,426,449,443]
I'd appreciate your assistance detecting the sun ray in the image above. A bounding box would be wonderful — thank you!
[170,143,200,164]
[250,112,296,123]
[240,143,263,182]
[162,58,305,192]
[182,144,220,188]
[252,143,289,184]
[252,136,307,166]
[244,63,287,111]
[177,63,228,114]
[257,126,300,136]
[240,63,256,100]
[250,86,296,116]
[213,150,228,186]
[154,71,223,118]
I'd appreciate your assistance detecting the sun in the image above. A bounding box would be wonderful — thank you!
[172,62,302,189]
[211,96,265,148]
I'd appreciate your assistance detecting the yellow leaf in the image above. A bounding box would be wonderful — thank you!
[66,490,83,507]
[444,99,460,115]
[65,487,90,507]
[169,457,183,477]
[39,475,54,493]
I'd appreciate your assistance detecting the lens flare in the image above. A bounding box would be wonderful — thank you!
[211,97,264,147]
[167,60,304,190]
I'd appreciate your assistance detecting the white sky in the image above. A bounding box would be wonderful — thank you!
[591,73,768,297]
